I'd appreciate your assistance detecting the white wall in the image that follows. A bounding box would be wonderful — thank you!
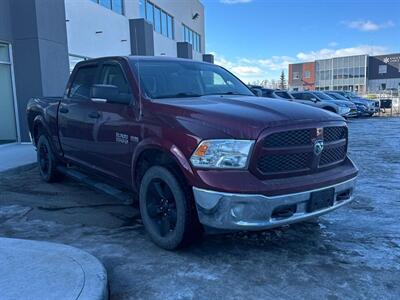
[65,0,131,58]
[153,32,177,56]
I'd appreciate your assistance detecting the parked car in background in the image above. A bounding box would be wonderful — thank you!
[331,91,379,116]
[248,86,294,100]
[291,91,357,117]
[261,88,294,100]
[27,56,358,250]
[325,91,373,117]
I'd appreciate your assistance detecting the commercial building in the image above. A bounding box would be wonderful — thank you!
[288,53,400,94]
[0,0,210,144]
[288,62,315,91]
[368,53,400,91]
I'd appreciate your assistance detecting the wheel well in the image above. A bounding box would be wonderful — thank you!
[33,122,45,145]
[134,149,183,189]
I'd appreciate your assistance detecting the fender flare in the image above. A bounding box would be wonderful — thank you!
[130,137,196,191]
[32,115,52,146]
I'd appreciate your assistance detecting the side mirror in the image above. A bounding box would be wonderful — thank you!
[90,84,132,104]
[90,84,118,103]
[310,97,318,102]
[251,88,262,97]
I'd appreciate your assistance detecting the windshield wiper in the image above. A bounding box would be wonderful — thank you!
[208,92,252,96]
[153,92,203,99]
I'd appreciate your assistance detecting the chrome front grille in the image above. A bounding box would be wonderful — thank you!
[255,126,347,177]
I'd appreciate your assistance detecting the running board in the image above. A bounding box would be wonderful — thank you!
[57,165,134,204]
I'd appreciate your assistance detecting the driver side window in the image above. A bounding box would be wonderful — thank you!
[97,63,133,104]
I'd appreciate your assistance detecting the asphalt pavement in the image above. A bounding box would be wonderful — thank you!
[0,117,399,299]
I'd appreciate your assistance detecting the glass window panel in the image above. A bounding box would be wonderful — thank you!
[199,35,202,52]
[0,63,17,142]
[0,43,10,62]
[111,0,122,14]
[69,65,98,99]
[343,68,349,79]
[167,15,173,38]
[139,0,145,18]
[146,2,154,24]
[154,7,161,33]
[379,65,387,74]
[161,11,167,36]
[360,67,365,78]
[99,0,111,9]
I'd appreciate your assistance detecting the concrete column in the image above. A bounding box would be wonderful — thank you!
[177,42,192,59]
[203,54,214,64]
[10,0,69,142]
[129,19,154,56]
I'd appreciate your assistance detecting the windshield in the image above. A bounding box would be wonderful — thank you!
[345,91,359,99]
[312,91,334,100]
[327,92,348,101]
[132,60,254,99]
[275,91,293,99]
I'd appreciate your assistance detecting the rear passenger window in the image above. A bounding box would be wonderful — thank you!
[69,65,97,99]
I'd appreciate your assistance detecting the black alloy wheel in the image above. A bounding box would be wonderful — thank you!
[146,178,178,237]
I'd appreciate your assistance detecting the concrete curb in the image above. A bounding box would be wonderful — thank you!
[0,238,108,300]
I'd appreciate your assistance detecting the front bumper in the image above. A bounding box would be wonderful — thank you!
[193,177,356,231]
[343,109,358,118]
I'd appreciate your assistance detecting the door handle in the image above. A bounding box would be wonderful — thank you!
[88,111,101,119]
[59,106,69,114]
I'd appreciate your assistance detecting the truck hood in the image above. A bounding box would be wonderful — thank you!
[152,95,343,139]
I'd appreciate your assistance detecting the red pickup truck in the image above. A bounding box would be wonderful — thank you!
[27,56,358,249]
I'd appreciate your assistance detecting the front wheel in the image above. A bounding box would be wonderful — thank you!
[37,134,63,182]
[139,166,201,250]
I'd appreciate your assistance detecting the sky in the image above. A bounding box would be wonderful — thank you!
[202,0,400,83]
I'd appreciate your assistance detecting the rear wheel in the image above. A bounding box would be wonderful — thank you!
[139,165,201,250]
[37,134,63,182]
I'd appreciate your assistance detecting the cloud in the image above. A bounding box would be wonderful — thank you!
[343,20,395,32]
[328,41,338,47]
[220,0,252,4]
[296,45,388,61]
[211,44,389,82]
[212,52,296,83]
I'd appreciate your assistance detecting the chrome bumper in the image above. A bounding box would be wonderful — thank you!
[193,177,356,230]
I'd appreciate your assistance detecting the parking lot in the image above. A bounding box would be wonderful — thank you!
[0,117,399,300]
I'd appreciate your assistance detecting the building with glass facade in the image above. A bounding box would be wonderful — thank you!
[289,53,400,94]
[0,0,210,144]
[315,55,368,93]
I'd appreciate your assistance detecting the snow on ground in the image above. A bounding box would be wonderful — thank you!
[0,117,399,299]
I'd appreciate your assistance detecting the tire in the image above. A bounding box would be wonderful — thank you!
[37,134,63,182]
[139,165,201,250]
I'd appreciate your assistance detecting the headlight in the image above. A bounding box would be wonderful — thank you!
[190,139,254,169]
[356,104,367,109]
[338,106,350,114]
